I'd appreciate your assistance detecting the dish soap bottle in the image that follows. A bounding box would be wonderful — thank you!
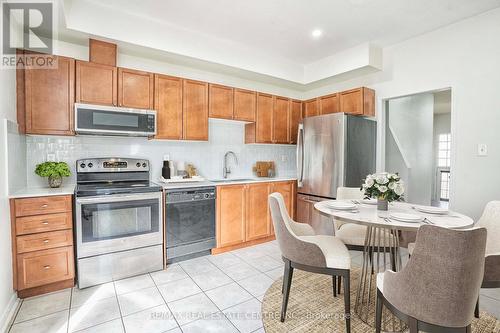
[162,155,171,179]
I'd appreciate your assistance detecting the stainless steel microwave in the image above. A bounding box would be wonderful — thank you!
[75,103,157,137]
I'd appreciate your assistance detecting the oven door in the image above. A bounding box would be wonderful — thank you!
[75,192,163,258]
[75,103,156,136]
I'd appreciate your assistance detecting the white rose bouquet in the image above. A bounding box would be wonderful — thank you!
[361,172,404,202]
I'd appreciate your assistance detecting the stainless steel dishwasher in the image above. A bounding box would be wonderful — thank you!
[165,186,216,263]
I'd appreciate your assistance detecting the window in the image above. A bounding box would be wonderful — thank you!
[438,133,451,167]
[440,170,450,201]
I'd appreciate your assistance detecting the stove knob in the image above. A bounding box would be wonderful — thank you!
[88,163,93,168]
[136,163,141,167]
[204,193,210,199]
[80,163,86,168]
[142,163,147,168]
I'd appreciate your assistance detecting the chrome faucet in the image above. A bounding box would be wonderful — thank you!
[223,151,238,179]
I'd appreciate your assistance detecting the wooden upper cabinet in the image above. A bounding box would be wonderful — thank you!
[272,96,289,144]
[246,183,271,241]
[154,74,183,140]
[289,100,302,144]
[339,87,375,116]
[319,93,339,115]
[89,39,116,67]
[209,84,233,119]
[183,79,209,141]
[76,61,117,106]
[216,185,246,248]
[303,98,319,118]
[117,68,154,109]
[233,89,256,121]
[24,55,75,135]
[255,93,273,143]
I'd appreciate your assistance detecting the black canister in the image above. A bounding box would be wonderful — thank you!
[162,160,171,179]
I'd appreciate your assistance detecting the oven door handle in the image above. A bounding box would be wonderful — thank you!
[76,192,162,204]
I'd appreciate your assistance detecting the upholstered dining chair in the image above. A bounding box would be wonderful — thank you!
[474,201,500,318]
[269,193,352,333]
[376,225,487,333]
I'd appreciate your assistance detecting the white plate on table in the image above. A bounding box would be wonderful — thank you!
[324,201,357,210]
[414,206,449,215]
[389,212,424,223]
[361,198,377,205]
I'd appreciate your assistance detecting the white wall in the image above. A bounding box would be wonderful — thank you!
[386,94,434,205]
[0,66,18,330]
[303,8,500,220]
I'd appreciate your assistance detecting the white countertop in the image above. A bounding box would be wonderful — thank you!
[9,184,76,199]
[160,177,297,190]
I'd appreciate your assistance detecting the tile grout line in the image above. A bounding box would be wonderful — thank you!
[9,290,72,326]
[66,287,73,333]
[149,272,184,332]
[7,298,24,332]
[111,278,127,333]
[175,260,242,332]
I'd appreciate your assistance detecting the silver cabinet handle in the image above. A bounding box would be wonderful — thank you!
[43,265,51,269]
[41,221,49,225]
[41,204,48,208]
[43,239,50,243]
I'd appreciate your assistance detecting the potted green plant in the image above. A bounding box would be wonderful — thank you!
[35,162,71,188]
[361,172,405,210]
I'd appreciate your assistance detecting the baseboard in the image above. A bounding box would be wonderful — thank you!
[0,292,20,333]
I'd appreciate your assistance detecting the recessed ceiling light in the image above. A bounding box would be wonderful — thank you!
[311,29,323,38]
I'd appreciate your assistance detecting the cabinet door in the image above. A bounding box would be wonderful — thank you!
[289,100,302,144]
[271,181,294,219]
[76,61,117,106]
[246,183,271,241]
[154,74,183,140]
[319,93,339,115]
[183,79,209,140]
[303,98,319,118]
[272,96,289,144]
[117,68,154,109]
[256,93,273,143]
[216,185,246,248]
[24,55,75,135]
[209,84,233,119]
[339,88,363,115]
[233,89,256,121]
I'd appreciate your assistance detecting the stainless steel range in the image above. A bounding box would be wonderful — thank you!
[75,157,163,288]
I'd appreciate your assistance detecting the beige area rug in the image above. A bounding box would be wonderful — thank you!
[261,268,500,333]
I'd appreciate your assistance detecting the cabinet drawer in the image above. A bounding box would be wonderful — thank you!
[15,196,72,217]
[17,246,74,290]
[17,230,73,254]
[16,212,72,235]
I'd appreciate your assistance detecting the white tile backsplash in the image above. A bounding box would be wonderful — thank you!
[25,120,297,187]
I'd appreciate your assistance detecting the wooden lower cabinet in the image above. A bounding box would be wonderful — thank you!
[10,195,75,298]
[216,185,246,248]
[246,183,271,241]
[215,180,296,253]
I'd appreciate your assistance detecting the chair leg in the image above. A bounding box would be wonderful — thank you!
[281,259,294,322]
[474,297,479,318]
[375,291,383,333]
[343,271,351,333]
[333,276,337,297]
[338,276,342,295]
[408,317,418,333]
[281,264,286,294]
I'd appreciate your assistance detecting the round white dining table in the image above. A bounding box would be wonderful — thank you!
[314,200,474,331]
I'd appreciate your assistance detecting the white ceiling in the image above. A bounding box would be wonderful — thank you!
[61,0,500,85]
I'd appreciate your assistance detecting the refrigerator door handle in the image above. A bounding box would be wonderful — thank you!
[297,123,305,187]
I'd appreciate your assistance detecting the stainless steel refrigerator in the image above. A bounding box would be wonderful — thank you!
[296,113,376,234]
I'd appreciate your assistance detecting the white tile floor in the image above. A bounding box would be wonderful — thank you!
[7,241,500,333]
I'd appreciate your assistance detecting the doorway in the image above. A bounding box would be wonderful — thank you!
[385,89,451,207]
